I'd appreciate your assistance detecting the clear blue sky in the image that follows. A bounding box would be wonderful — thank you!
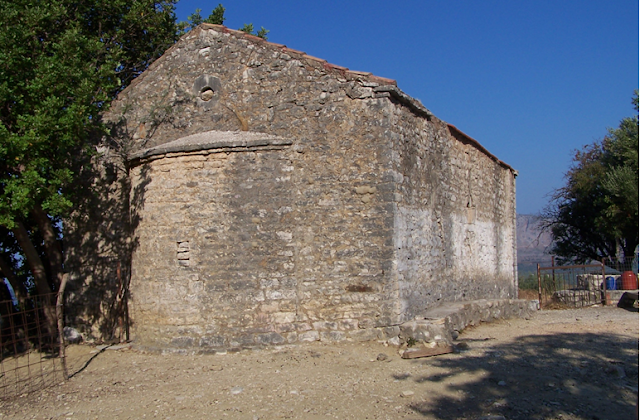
[173,0,639,215]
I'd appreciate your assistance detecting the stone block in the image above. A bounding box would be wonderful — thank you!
[382,326,400,338]
[199,336,225,348]
[229,334,255,347]
[338,318,359,330]
[170,336,195,348]
[320,331,346,342]
[298,330,320,342]
[347,328,382,341]
[312,321,338,331]
[255,332,286,345]
[401,344,454,359]
[577,274,603,291]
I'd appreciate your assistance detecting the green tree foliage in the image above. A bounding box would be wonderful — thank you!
[207,4,226,25]
[518,273,539,290]
[185,4,225,30]
[0,0,270,304]
[183,4,268,40]
[545,91,639,264]
[0,0,179,298]
[239,23,270,40]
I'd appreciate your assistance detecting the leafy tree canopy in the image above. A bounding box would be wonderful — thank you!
[0,0,179,229]
[185,4,225,29]
[0,0,179,296]
[544,91,639,265]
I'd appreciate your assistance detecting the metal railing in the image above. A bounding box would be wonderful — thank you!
[536,256,638,308]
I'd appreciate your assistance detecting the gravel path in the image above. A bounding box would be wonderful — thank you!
[1,306,637,420]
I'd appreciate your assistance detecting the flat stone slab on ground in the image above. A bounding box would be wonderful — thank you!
[401,344,454,359]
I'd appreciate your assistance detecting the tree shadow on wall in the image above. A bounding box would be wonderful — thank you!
[63,127,152,343]
[403,330,638,420]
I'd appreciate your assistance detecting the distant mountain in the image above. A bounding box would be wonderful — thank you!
[516,214,553,274]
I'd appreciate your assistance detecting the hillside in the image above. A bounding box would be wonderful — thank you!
[516,214,553,274]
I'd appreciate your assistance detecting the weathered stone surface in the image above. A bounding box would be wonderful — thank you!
[347,328,382,342]
[68,24,519,349]
[576,274,604,291]
[398,299,536,347]
[552,290,601,307]
[401,344,454,359]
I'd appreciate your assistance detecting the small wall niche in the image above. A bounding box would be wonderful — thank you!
[466,205,477,224]
[177,241,190,266]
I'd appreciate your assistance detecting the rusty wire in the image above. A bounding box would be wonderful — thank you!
[0,293,64,399]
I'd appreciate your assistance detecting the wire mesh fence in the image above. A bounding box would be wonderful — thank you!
[0,293,65,399]
[0,281,130,399]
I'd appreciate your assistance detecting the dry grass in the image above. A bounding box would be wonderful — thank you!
[518,288,539,300]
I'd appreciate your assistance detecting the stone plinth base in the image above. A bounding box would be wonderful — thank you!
[398,299,538,350]
[132,299,537,354]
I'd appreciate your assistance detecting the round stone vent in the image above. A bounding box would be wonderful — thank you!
[193,75,222,109]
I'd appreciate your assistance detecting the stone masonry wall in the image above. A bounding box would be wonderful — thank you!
[129,133,398,350]
[92,24,518,350]
[390,115,517,321]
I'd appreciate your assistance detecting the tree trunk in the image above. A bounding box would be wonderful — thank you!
[11,220,57,337]
[11,221,52,296]
[32,204,64,289]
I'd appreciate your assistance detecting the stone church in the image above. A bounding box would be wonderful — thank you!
[66,24,518,351]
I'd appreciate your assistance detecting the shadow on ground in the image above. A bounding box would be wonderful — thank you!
[405,331,638,420]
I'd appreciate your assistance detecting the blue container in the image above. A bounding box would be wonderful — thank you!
[605,276,617,290]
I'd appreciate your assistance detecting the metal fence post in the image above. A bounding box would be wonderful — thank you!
[537,263,542,307]
[551,256,556,292]
[601,258,607,306]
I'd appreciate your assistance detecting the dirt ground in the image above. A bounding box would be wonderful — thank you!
[1,305,637,420]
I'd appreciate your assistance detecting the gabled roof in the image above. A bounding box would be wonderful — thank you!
[121,24,433,119]
[124,24,396,95]
[121,24,514,173]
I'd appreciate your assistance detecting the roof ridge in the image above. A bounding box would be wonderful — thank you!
[198,23,397,87]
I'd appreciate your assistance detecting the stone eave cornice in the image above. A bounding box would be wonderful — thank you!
[129,130,292,163]
[447,124,516,174]
[373,85,433,119]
